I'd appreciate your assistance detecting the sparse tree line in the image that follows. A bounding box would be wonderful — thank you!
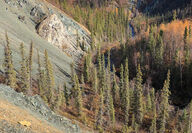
[2,27,192,132]
[80,44,192,132]
[49,0,133,43]
[2,33,65,111]
[115,23,192,94]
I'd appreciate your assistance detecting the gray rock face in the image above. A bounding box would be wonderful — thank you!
[37,14,88,61]
[0,84,81,133]
[0,0,91,87]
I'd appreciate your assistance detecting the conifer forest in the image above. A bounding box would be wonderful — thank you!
[1,0,192,132]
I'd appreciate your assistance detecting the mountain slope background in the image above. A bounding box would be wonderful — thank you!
[0,0,93,132]
[0,0,90,87]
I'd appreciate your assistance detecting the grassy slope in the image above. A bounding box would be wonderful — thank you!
[0,99,63,133]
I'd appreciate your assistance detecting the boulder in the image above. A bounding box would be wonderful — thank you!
[37,14,89,62]
[30,5,47,23]
[37,14,66,48]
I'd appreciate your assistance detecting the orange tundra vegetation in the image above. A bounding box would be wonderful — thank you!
[160,20,192,44]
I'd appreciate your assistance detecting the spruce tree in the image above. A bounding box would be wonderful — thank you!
[84,56,90,82]
[131,114,136,129]
[28,41,33,90]
[148,26,156,58]
[119,64,124,107]
[159,70,171,133]
[74,74,83,116]
[90,31,95,50]
[133,64,143,124]
[121,125,129,133]
[184,26,188,44]
[19,43,29,92]
[97,45,102,80]
[146,88,152,111]
[37,49,45,97]
[189,25,191,38]
[63,82,69,106]
[93,67,98,94]
[54,86,63,110]
[107,50,111,72]
[44,50,55,104]
[150,88,157,133]
[95,90,104,130]
[4,33,16,89]
[109,91,115,125]
[123,58,130,126]
[111,65,119,104]
[99,54,106,94]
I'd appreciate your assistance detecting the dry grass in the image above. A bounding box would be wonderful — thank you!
[0,99,63,133]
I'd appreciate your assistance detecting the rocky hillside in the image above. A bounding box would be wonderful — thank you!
[0,84,92,133]
[0,0,91,86]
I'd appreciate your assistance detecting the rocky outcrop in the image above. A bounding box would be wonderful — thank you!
[37,14,90,63]
[0,0,91,86]
[30,5,47,23]
[37,14,65,48]
[0,84,80,133]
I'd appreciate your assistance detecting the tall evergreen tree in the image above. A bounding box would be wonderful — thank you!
[133,64,143,124]
[4,33,16,89]
[81,73,85,85]
[74,74,83,116]
[99,54,106,94]
[107,50,111,72]
[44,50,55,104]
[148,27,156,60]
[119,64,124,107]
[63,82,70,106]
[109,91,115,125]
[37,50,47,102]
[184,26,188,44]
[159,70,171,133]
[19,43,30,92]
[37,49,45,96]
[111,65,119,104]
[189,25,191,38]
[28,41,33,90]
[156,33,164,65]
[54,86,63,110]
[150,88,157,133]
[84,56,90,82]
[97,45,102,80]
[146,88,152,111]
[95,90,104,130]
[93,67,98,94]
[123,58,130,125]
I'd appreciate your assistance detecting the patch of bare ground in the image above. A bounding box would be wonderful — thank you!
[0,99,63,133]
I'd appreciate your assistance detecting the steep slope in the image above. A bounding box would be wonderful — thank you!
[0,84,84,133]
[0,0,90,86]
